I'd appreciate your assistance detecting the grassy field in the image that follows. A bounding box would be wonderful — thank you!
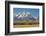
[13,20,39,28]
[14,24,39,28]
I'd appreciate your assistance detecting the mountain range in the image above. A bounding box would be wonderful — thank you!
[14,11,38,21]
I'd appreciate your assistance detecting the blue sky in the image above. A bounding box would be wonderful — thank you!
[13,8,39,17]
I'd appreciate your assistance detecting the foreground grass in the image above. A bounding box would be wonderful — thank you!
[14,24,39,28]
[13,20,39,28]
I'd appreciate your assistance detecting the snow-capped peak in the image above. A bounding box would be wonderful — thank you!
[17,11,31,18]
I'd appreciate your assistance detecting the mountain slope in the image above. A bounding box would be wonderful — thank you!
[14,12,36,20]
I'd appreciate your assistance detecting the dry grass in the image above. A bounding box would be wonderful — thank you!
[13,20,39,28]
[14,24,39,28]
